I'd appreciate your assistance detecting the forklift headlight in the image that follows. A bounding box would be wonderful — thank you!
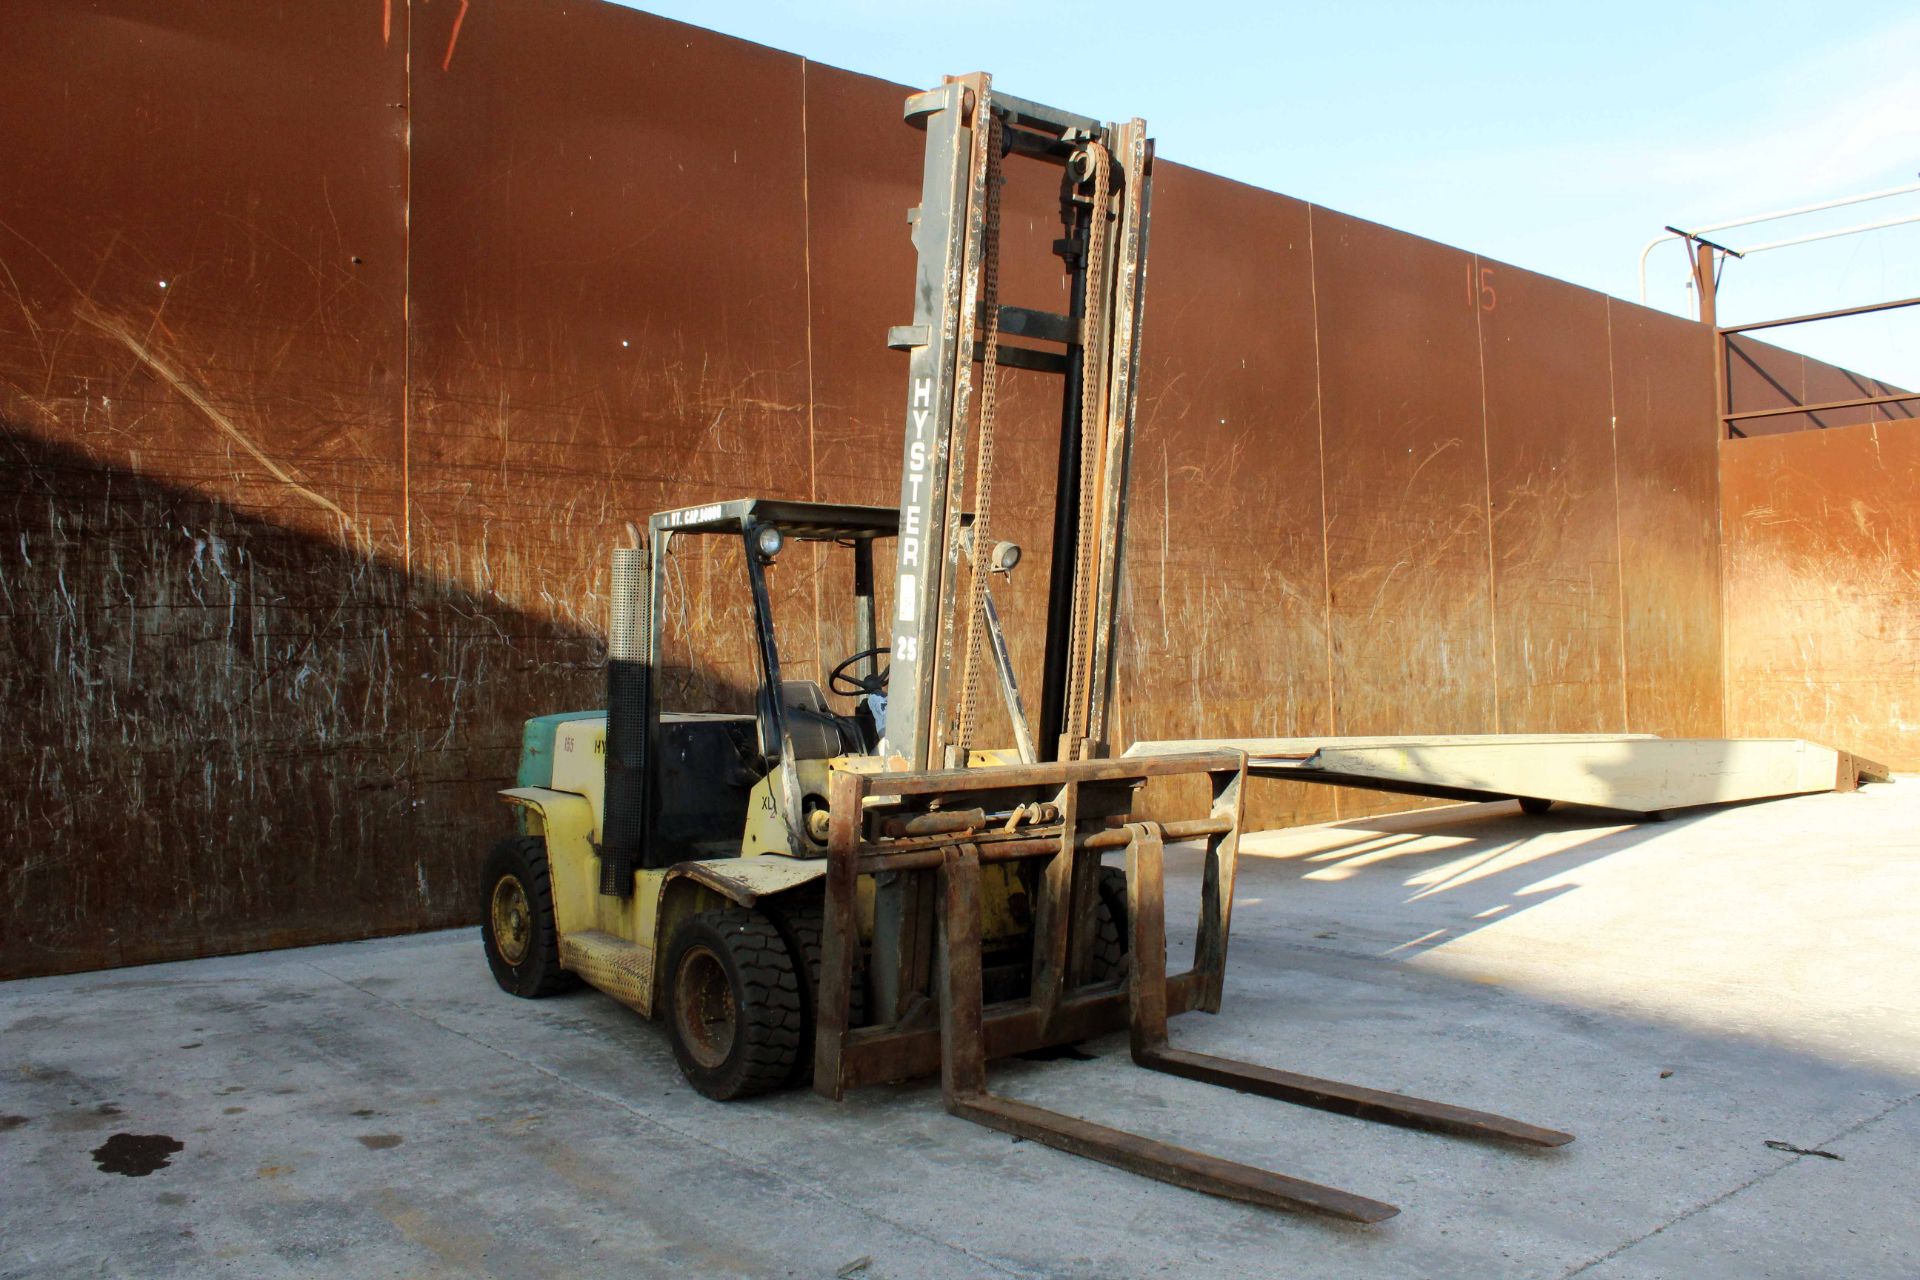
[753,524,784,562]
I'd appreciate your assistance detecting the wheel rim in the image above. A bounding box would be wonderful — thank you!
[673,944,736,1069]
[490,875,533,966]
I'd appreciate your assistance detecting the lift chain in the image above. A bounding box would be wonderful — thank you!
[952,108,1005,754]
[1062,140,1111,756]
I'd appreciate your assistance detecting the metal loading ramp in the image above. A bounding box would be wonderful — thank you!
[1123,735,1890,815]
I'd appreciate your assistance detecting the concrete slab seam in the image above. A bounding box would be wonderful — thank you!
[1555,1088,1920,1278]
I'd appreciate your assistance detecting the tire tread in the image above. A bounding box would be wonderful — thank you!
[482,834,579,998]
[668,908,801,1099]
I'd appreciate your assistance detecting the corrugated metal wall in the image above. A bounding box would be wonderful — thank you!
[3,1,1728,978]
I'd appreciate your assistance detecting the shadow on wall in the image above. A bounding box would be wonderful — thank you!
[0,424,611,980]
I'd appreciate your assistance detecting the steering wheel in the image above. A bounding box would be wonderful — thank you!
[828,645,890,697]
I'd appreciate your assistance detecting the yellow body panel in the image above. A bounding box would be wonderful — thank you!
[501,786,660,970]
[547,719,609,840]
[501,741,1028,1017]
[740,758,834,856]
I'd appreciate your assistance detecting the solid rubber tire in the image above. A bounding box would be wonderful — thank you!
[481,835,578,998]
[664,908,803,1100]
[767,899,869,1087]
[1088,866,1129,982]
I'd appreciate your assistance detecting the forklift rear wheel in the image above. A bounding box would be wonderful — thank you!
[482,835,577,998]
[665,909,803,1100]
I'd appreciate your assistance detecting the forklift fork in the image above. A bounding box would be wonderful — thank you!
[933,825,1569,1222]
[934,840,1400,1223]
[814,753,1571,1222]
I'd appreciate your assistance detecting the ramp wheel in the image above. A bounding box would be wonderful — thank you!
[665,909,802,1100]
[1517,797,1553,816]
[481,835,578,998]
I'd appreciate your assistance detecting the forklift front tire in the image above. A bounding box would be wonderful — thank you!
[481,835,577,998]
[665,909,803,1100]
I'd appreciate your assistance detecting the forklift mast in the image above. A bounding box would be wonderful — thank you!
[880,74,1152,771]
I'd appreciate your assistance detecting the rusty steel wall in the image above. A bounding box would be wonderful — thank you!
[1723,422,1920,769]
[2,0,1732,978]
[1719,335,1914,764]
[0,2,420,977]
[1610,305,1726,737]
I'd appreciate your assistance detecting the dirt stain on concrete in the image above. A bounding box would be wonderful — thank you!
[357,1133,404,1150]
[0,1114,29,1131]
[91,1133,184,1176]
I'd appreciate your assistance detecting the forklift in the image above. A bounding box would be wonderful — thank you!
[481,74,1569,1221]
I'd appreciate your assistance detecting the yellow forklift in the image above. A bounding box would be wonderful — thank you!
[480,74,1569,1222]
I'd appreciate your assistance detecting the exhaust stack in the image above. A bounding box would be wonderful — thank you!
[601,543,650,896]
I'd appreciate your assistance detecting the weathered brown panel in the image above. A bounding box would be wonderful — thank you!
[1477,262,1623,731]
[1120,166,1333,829]
[0,4,408,544]
[403,0,815,848]
[1608,300,1724,736]
[1310,212,1497,818]
[0,3,412,978]
[1723,421,1920,768]
[1799,358,1885,429]
[1312,211,1495,737]
[801,64,916,512]
[1725,333,1916,436]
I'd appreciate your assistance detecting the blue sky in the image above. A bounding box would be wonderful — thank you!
[618,1,1920,388]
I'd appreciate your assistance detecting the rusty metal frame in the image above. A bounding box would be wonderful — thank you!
[1707,283,1918,439]
[810,749,1571,1221]
[813,750,1239,1093]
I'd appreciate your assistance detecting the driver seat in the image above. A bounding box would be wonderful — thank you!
[779,681,864,760]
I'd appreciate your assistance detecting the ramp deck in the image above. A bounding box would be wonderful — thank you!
[1124,735,1889,815]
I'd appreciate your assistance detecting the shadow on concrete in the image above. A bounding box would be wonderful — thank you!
[1234,797,1725,961]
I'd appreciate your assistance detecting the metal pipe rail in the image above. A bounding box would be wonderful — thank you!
[1725,390,1920,424]
[1720,293,1920,335]
[1639,178,1920,304]
[1719,294,1920,436]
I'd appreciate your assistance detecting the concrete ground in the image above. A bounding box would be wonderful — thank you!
[4,783,1919,1279]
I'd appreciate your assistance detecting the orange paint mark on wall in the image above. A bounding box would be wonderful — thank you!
[442,0,469,71]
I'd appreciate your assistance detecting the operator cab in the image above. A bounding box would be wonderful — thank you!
[652,498,908,760]
[628,498,965,864]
